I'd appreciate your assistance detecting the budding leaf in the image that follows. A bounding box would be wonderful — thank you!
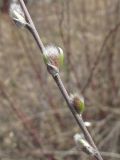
[58,47,64,67]
[70,94,85,114]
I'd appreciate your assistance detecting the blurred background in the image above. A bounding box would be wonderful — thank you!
[0,0,120,160]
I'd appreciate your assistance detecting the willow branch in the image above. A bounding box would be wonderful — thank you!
[16,1,103,160]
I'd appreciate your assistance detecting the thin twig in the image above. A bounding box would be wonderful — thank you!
[81,21,120,94]
[17,1,103,160]
[0,81,42,147]
[19,0,45,53]
[53,74,103,160]
[16,148,120,159]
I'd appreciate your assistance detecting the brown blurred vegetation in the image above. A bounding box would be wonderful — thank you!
[0,0,120,160]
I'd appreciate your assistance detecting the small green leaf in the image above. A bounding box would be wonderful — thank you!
[58,47,64,67]
[70,94,85,114]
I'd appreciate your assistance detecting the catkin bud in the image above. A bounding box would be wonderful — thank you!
[9,3,27,28]
[70,94,85,114]
[74,133,97,156]
[43,45,64,69]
